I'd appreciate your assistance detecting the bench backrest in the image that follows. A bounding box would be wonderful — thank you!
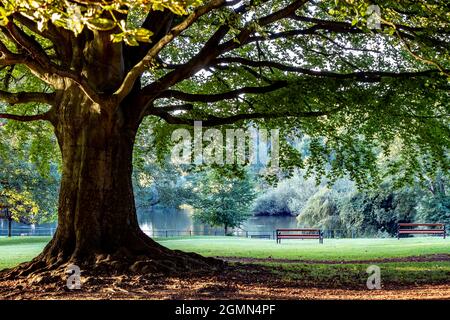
[398,223,445,228]
[277,228,320,232]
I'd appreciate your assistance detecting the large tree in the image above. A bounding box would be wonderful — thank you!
[0,0,449,277]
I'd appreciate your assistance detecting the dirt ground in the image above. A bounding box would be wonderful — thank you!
[1,276,449,300]
[1,260,450,300]
[218,253,450,265]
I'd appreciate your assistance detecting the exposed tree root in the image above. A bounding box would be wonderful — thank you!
[0,236,225,287]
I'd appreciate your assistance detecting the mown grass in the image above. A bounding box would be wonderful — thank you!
[1,236,450,269]
[160,236,450,261]
[257,261,450,288]
[0,236,51,270]
[1,236,449,287]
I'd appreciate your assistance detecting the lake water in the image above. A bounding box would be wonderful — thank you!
[0,208,298,237]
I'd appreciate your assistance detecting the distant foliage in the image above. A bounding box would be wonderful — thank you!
[416,173,450,225]
[252,183,298,216]
[297,187,343,230]
[252,171,319,216]
[417,195,450,225]
[188,172,255,234]
[0,189,39,224]
[0,126,59,224]
[339,185,418,237]
[133,161,195,210]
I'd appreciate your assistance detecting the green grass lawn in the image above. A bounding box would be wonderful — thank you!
[0,236,51,270]
[160,236,450,261]
[2,236,449,287]
[262,261,450,288]
[1,236,449,270]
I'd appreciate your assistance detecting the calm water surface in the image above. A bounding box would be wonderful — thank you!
[0,208,298,236]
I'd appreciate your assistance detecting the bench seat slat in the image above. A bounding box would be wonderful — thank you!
[276,228,321,232]
[278,234,320,239]
[277,233,320,236]
[276,228,324,243]
[277,234,320,237]
[277,232,320,234]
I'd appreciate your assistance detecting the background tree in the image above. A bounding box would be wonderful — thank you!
[133,157,196,210]
[0,124,58,238]
[339,183,417,237]
[189,172,255,235]
[416,172,449,225]
[297,187,343,234]
[253,170,319,216]
[0,189,39,237]
[0,0,448,277]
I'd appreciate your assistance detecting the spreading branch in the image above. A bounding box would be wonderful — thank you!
[150,106,342,127]
[147,103,194,115]
[0,40,26,66]
[136,0,310,116]
[114,0,236,103]
[0,90,56,105]
[2,22,101,104]
[211,57,447,81]
[0,111,52,122]
[157,81,288,102]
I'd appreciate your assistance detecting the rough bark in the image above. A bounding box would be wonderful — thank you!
[2,82,222,281]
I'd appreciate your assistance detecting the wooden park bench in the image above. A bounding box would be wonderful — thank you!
[276,228,323,244]
[397,223,446,239]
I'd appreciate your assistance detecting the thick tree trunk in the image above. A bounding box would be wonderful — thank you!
[4,84,220,279]
[44,107,144,263]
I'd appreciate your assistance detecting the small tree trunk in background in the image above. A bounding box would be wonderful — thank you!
[7,216,11,238]
[224,224,228,236]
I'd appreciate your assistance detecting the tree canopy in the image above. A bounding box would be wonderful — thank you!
[1,0,449,186]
